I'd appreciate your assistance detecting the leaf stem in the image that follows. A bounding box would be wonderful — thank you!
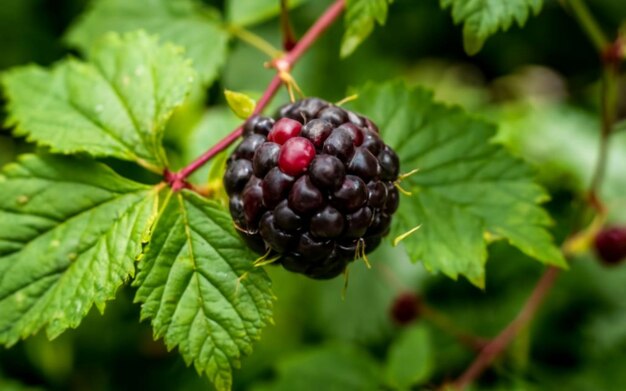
[226,24,284,59]
[564,0,609,51]
[421,304,489,352]
[169,0,346,187]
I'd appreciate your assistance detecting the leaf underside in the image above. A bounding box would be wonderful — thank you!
[440,0,543,55]
[351,81,565,287]
[134,190,273,391]
[341,0,393,58]
[0,154,158,345]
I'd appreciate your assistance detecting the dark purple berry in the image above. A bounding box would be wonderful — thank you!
[385,183,400,214]
[253,142,280,177]
[311,206,345,238]
[278,137,316,176]
[379,146,400,181]
[242,177,265,229]
[309,155,345,190]
[336,123,364,146]
[301,119,334,147]
[262,167,294,209]
[367,181,388,208]
[259,212,294,253]
[234,134,265,160]
[390,292,421,326]
[361,130,383,156]
[594,227,626,265]
[345,206,373,238]
[348,147,380,182]
[333,175,367,212]
[229,194,246,228]
[323,128,355,162]
[268,118,302,144]
[297,233,334,262]
[289,176,324,215]
[274,200,303,231]
[244,115,275,136]
[318,106,348,126]
[224,159,253,196]
[298,98,328,120]
[347,111,366,127]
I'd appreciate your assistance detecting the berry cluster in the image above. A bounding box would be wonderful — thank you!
[224,98,400,279]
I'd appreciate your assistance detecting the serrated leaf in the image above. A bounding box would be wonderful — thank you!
[224,90,256,120]
[66,0,229,86]
[226,0,308,27]
[440,0,543,55]
[2,31,195,172]
[134,190,273,391]
[258,344,382,391]
[384,324,433,388]
[341,0,393,58]
[0,154,158,346]
[350,81,566,287]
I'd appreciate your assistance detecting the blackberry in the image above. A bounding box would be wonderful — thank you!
[390,292,421,326]
[224,97,401,279]
[594,227,626,266]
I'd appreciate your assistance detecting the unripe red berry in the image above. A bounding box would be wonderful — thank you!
[268,118,302,144]
[594,226,626,265]
[278,137,316,176]
[390,292,421,326]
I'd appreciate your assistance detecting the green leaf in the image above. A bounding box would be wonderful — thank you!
[256,344,382,391]
[2,31,195,172]
[350,81,566,287]
[384,324,433,388]
[440,0,543,55]
[226,0,308,27]
[134,190,274,391]
[224,90,257,120]
[341,0,393,58]
[66,0,229,86]
[0,154,158,346]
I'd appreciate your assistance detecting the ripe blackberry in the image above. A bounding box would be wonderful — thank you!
[224,98,401,279]
[390,292,421,326]
[594,227,626,266]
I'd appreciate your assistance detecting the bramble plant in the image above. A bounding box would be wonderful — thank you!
[0,0,624,390]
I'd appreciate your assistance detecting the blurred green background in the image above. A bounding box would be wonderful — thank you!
[1,0,626,390]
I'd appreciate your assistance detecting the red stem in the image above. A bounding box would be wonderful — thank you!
[169,0,346,188]
[451,267,560,390]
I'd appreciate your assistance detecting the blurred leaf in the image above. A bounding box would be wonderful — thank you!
[351,81,565,287]
[2,31,195,172]
[312,243,425,343]
[0,371,43,391]
[225,90,257,120]
[134,190,274,391]
[440,0,543,55]
[66,0,229,86]
[254,343,382,391]
[384,324,433,388]
[226,0,308,27]
[341,0,393,58]
[0,154,158,345]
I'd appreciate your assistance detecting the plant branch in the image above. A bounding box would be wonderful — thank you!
[227,24,283,59]
[451,267,560,390]
[280,0,298,50]
[168,0,346,188]
[421,304,489,352]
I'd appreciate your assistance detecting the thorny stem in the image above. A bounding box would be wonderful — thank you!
[168,0,346,190]
[450,3,622,389]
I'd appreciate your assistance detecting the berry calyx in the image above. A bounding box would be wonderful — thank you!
[268,117,302,144]
[594,226,626,265]
[223,98,401,280]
